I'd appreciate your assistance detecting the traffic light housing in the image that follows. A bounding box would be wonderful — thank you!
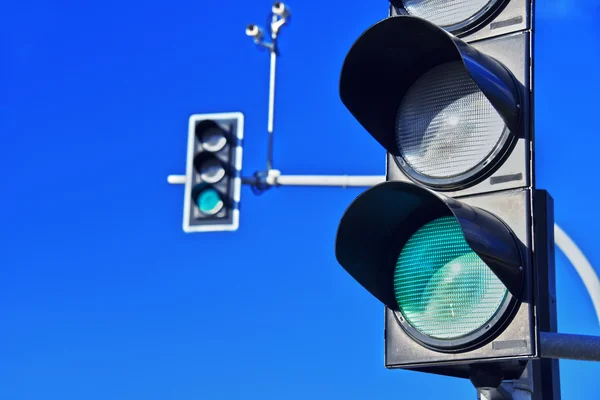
[335,0,557,381]
[389,0,530,41]
[183,112,244,232]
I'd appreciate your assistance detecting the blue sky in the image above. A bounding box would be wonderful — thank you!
[1,0,599,399]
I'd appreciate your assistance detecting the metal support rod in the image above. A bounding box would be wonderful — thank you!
[267,43,277,171]
[477,385,512,400]
[167,175,186,185]
[239,173,385,193]
[248,9,288,173]
[509,362,534,400]
[267,174,386,187]
[540,332,600,362]
[475,362,534,400]
[170,173,385,188]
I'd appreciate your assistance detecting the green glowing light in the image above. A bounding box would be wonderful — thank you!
[394,216,507,340]
[196,188,223,215]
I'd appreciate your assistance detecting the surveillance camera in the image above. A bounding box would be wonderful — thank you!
[245,24,264,41]
[272,2,291,18]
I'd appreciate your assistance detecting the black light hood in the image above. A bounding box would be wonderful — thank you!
[339,15,522,157]
[334,181,524,310]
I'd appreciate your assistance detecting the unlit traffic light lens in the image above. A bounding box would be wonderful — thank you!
[395,61,508,185]
[394,216,508,340]
[400,0,496,28]
[196,188,224,215]
[199,126,227,152]
[199,157,226,184]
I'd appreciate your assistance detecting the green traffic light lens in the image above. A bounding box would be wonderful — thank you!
[196,188,224,216]
[394,216,508,340]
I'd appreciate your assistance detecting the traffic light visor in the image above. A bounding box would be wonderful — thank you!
[339,16,522,189]
[335,182,523,349]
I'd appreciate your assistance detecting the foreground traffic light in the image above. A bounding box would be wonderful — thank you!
[335,1,557,381]
[183,112,244,232]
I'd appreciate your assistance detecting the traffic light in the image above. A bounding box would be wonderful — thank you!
[335,0,557,381]
[183,112,244,232]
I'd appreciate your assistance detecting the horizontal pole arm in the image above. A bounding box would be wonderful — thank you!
[540,332,600,362]
[168,173,386,188]
[267,174,386,188]
[167,175,186,185]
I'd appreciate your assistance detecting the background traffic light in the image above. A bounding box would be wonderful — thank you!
[335,0,558,383]
[183,112,244,232]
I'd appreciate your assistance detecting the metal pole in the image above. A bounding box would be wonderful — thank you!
[540,332,600,362]
[247,8,288,173]
[267,27,277,171]
[509,362,534,400]
[171,173,385,188]
[477,386,512,400]
[474,362,534,400]
[267,173,386,187]
[167,174,186,185]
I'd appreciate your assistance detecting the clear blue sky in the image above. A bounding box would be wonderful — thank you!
[1,0,599,399]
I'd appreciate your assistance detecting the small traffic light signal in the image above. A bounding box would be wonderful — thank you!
[183,112,244,232]
[335,0,557,382]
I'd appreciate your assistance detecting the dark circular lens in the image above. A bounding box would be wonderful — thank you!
[199,157,226,184]
[199,127,227,152]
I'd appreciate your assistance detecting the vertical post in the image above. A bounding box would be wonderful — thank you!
[267,29,277,172]
[532,190,561,400]
[510,362,534,400]
[474,363,533,400]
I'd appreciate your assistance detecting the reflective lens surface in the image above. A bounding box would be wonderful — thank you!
[199,127,227,152]
[401,0,496,28]
[196,188,224,215]
[394,216,508,340]
[395,61,507,182]
[199,157,226,184]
